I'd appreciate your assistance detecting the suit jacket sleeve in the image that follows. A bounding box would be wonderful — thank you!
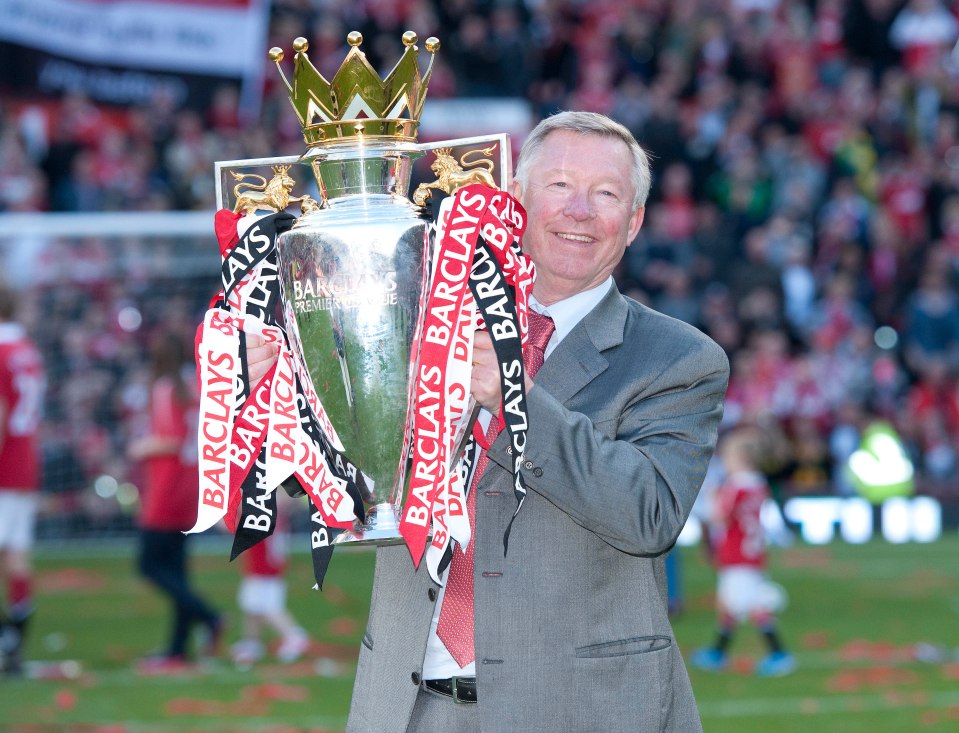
[518,311,729,557]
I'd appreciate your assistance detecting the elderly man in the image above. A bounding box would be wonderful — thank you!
[246,110,727,731]
[340,111,729,733]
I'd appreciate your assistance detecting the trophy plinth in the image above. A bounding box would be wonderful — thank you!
[333,501,406,546]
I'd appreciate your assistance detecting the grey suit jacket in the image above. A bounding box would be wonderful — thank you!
[347,285,729,733]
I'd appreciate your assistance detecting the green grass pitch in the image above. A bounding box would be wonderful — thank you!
[1,534,957,732]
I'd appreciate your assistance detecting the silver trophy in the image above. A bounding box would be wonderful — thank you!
[215,32,510,545]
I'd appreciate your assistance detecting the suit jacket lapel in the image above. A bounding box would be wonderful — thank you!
[534,284,629,403]
[486,285,632,466]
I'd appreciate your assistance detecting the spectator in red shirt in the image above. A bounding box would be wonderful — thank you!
[691,425,795,677]
[128,330,221,672]
[0,284,45,676]
[902,355,959,479]
[889,0,959,77]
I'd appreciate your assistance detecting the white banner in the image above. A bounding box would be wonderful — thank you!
[0,0,266,76]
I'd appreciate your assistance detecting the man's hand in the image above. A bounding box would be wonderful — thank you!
[470,330,502,415]
[247,333,280,386]
[470,331,537,414]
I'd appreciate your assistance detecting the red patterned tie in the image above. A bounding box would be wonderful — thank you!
[436,310,555,667]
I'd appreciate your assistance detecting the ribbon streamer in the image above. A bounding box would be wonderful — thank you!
[406,185,536,582]
[194,184,535,589]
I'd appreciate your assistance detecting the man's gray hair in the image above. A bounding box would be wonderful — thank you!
[513,111,652,210]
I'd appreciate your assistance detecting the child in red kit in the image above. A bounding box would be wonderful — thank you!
[231,506,310,667]
[692,426,796,676]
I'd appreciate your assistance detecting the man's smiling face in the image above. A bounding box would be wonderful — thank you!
[513,129,645,305]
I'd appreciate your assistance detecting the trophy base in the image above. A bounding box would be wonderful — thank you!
[332,502,406,546]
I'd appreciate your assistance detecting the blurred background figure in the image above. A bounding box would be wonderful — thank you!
[128,330,222,673]
[664,550,685,617]
[692,425,795,677]
[0,283,45,676]
[231,495,310,668]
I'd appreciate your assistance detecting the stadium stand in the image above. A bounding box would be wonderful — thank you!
[2,0,959,537]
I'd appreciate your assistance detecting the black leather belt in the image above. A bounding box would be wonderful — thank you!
[423,676,478,703]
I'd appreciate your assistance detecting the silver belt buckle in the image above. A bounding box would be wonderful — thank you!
[450,676,468,704]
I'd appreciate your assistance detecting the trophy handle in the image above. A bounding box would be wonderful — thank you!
[413,133,513,203]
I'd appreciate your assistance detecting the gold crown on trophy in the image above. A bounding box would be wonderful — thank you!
[269,31,440,147]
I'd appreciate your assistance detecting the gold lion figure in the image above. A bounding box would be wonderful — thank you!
[231,165,316,215]
[412,146,497,206]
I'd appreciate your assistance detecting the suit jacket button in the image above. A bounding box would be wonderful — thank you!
[523,460,533,469]
[506,446,513,455]
[411,672,421,685]
[428,588,437,602]
[533,467,543,477]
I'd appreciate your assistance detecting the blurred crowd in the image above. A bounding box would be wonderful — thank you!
[15,245,217,536]
[3,0,959,533]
